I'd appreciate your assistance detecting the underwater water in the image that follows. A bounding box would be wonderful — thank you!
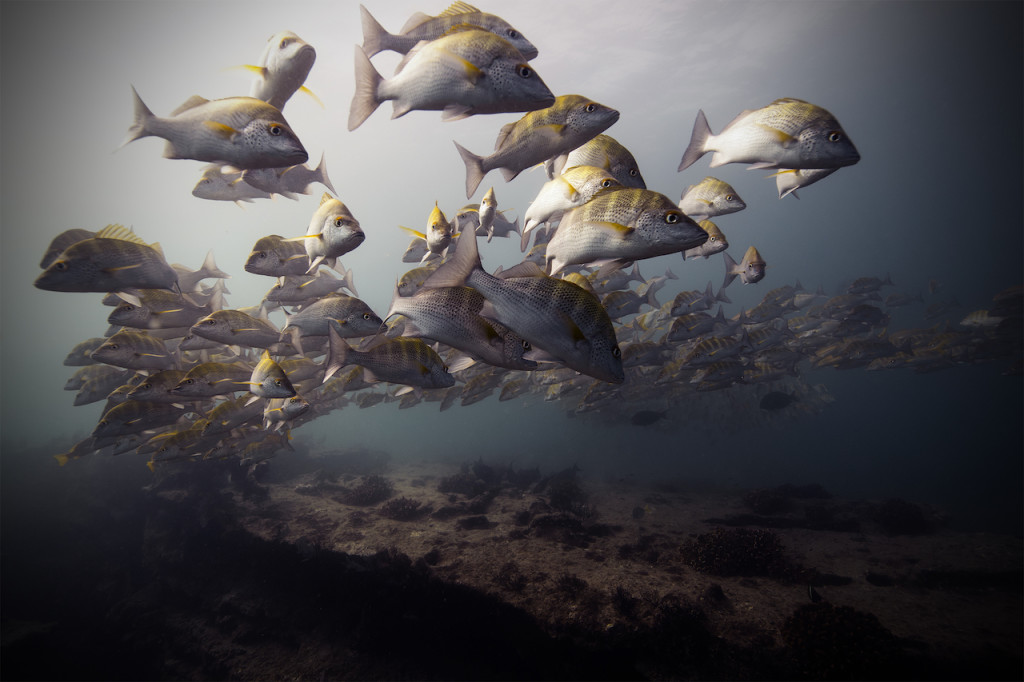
[2,1,1021,680]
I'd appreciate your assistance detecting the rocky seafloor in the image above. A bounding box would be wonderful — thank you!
[2,442,1021,681]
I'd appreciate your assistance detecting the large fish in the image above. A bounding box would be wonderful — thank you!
[190,309,283,349]
[678,98,860,171]
[424,228,624,383]
[359,3,539,60]
[282,292,382,338]
[544,188,708,276]
[246,31,318,111]
[348,27,553,130]
[454,94,620,198]
[384,284,538,371]
[122,88,308,169]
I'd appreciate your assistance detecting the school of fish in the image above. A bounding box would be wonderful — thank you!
[35,3,1022,469]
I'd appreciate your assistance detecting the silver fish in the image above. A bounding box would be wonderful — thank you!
[324,331,455,390]
[677,177,746,221]
[247,30,317,111]
[35,235,179,295]
[722,246,767,288]
[563,134,646,189]
[123,88,308,169]
[245,234,312,277]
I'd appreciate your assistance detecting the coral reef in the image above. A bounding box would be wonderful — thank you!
[682,527,790,578]
[378,496,429,521]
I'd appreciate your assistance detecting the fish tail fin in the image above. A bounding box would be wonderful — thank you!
[348,45,382,131]
[454,141,486,199]
[359,4,390,58]
[54,454,70,467]
[722,252,738,289]
[121,85,155,148]
[324,326,352,383]
[199,250,231,280]
[677,109,711,172]
[314,152,338,195]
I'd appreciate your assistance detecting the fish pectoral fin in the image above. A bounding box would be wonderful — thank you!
[104,263,143,273]
[204,120,241,140]
[244,395,262,406]
[436,47,484,84]
[754,123,795,145]
[555,310,588,345]
[746,161,779,170]
[593,220,635,237]
[441,104,474,122]
[298,85,325,109]
[398,225,427,240]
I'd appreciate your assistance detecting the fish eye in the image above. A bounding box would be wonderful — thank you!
[725,194,734,201]
[601,179,614,188]
[108,344,118,350]
[507,29,519,38]
[269,124,283,136]
[141,383,151,390]
[274,379,282,386]
[186,378,194,384]
[521,340,531,350]
[206,319,216,324]
[334,217,344,227]
[279,38,291,49]
[362,312,372,320]
[518,65,532,78]
[585,103,596,113]
[256,251,266,258]
[665,212,680,224]
[828,131,843,142]
[629,169,638,177]
[710,236,717,242]
[54,261,69,271]
[612,346,622,358]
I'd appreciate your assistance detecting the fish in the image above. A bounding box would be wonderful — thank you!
[384,284,538,371]
[454,94,620,198]
[282,292,383,339]
[324,330,455,391]
[39,229,96,269]
[190,309,283,349]
[453,204,521,241]
[63,337,108,366]
[173,251,231,293]
[677,177,746,221]
[241,152,337,197]
[398,203,455,260]
[35,227,179,295]
[768,167,838,199]
[192,165,274,204]
[171,361,254,398]
[288,193,365,273]
[543,188,708,276]
[92,400,185,439]
[477,188,498,242]
[246,30,318,111]
[630,409,667,426]
[424,227,624,383]
[127,369,190,403]
[107,289,218,330]
[265,270,354,305]
[562,134,646,189]
[249,350,296,399]
[90,331,177,371]
[678,98,860,171]
[122,88,308,169]
[359,3,539,60]
[522,165,622,251]
[263,395,311,432]
[722,246,767,288]
[348,27,554,130]
[245,234,312,277]
[683,220,729,260]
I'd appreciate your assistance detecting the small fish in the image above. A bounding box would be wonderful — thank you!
[678,98,860,171]
[246,31,318,111]
[127,369,190,403]
[630,409,667,426]
[122,88,308,169]
[759,391,799,411]
[359,3,539,60]
[324,330,455,391]
[563,134,646,189]
[522,165,621,251]
[477,188,498,242]
[107,289,217,330]
[90,331,177,371]
[348,27,553,130]
[683,220,729,260]
[722,246,767,288]
[768,167,838,199]
[92,400,184,439]
[398,203,455,260]
[283,292,382,339]
[287,193,365,273]
[241,152,337,197]
[173,250,231,293]
[190,309,283,349]
[265,269,354,305]
[63,337,108,366]
[263,395,310,431]
[453,204,521,241]
[35,227,179,295]
[678,177,746,221]
[544,188,708,276]
[192,165,274,204]
[454,94,620,198]
[245,234,312,277]
[171,361,254,398]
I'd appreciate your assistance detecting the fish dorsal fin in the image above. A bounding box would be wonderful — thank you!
[399,11,434,34]
[320,192,334,206]
[500,261,546,279]
[171,95,210,116]
[439,1,480,18]
[149,242,165,257]
[770,97,807,106]
[95,223,145,244]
